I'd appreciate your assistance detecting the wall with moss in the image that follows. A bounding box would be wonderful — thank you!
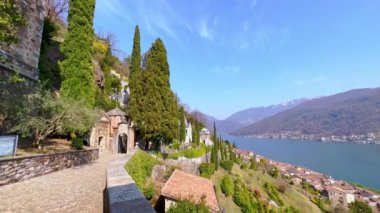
[0,0,46,81]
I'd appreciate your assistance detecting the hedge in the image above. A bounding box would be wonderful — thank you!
[125,150,160,193]
[167,147,206,159]
[221,174,234,196]
[183,147,205,158]
[220,160,234,172]
[167,199,210,213]
[199,163,215,178]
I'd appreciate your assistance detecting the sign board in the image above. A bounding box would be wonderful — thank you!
[0,135,18,157]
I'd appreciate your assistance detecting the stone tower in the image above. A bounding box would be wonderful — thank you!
[0,0,46,82]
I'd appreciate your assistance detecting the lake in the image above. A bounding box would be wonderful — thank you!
[223,135,380,190]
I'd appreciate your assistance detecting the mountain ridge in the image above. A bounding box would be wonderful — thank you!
[202,98,308,133]
[232,87,380,137]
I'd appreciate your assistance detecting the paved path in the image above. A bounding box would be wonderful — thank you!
[0,154,121,213]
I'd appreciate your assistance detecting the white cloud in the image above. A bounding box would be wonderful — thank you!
[212,65,240,75]
[199,20,213,40]
[96,0,131,22]
[96,0,187,47]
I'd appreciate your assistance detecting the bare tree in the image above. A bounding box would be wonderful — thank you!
[44,0,69,21]
[191,110,207,125]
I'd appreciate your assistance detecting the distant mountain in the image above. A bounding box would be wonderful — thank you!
[202,98,308,133]
[233,88,380,136]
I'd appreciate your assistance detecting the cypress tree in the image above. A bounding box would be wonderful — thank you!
[140,56,161,144]
[59,0,96,106]
[223,141,228,160]
[192,120,200,145]
[140,38,178,146]
[216,138,219,170]
[213,122,217,143]
[155,39,178,143]
[220,140,225,161]
[128,25,142,124]
[179,106,186,142]
[212,123,219,169]
[211,144,216,163]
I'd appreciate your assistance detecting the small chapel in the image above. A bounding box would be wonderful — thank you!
[89,108,135,154]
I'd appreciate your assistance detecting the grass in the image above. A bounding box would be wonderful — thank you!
[167,147,206,159]
[211,170,242,213]
[10,138,75,158]
[232,164,322,213]
[125,149,160,192]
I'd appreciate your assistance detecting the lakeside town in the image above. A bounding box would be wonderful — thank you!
[234,147,380,211]
[245,131,380,144]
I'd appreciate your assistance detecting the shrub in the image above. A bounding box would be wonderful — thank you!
[125,150,160,192]
[253,189,261,198]
[167,147,206,160]
[220,160,234,172]
[269,167,279,178]
[153,150,162,159]
[283,206,300,213]
[263,182,284,206]
[250,158,257,170]
[233,178,263,212]
[72,138,83,150]
[167,199,210,213]
[199,163,215,178]
[183,147,205,158]
[144,183,156,200]
[233,157,242,165]
[172,142,181,150]
[240,163,248,170]
[221,175,234,196]
[278,184,286,193]
[164,166,181,180]
[167,152,182,160]
[349,201,372,213]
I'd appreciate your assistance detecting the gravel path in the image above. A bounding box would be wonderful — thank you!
[0,154,120,213]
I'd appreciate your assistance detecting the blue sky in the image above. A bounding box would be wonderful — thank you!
[94,0,380,119]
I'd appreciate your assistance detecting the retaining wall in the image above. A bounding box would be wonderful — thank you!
[0,148,99,186]
[105,149,155,213]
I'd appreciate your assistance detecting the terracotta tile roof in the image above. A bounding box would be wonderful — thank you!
[235,149,252,156]
[161,170,219,212]
[324,185,345,193]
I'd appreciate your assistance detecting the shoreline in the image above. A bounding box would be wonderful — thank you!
[235,134,380,145]
[234,146,380,209]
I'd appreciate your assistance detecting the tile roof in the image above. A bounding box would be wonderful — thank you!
[107,108,126,116]
[161,170,219,212]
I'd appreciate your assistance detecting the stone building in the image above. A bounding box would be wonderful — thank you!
[89,108,135,154]
[183,117,192,144]
[200,128,213,146]
[0,0,46,82]
[109,70,129,107]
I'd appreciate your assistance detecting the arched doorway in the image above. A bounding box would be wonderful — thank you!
[118,133,128,153]
[98,136,105,153]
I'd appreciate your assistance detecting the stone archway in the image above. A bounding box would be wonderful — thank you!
[118,133,128,153]
[98,136,106,153]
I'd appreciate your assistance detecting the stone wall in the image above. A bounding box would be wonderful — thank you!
[0,148,99,186]
[0,0,46,81]
[105,149,155,213]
